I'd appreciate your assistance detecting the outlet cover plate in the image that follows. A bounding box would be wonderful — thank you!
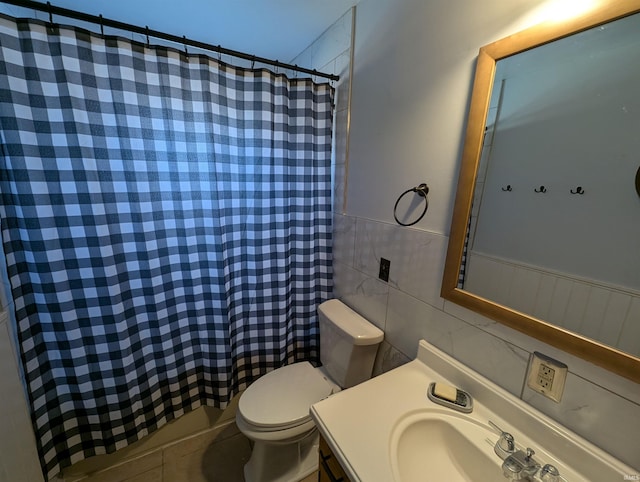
[526,352,568,402]
[379,257,390,282]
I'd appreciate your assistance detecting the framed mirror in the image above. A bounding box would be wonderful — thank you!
[442,0,640,383]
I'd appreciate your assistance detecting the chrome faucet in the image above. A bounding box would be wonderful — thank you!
[501,448,540,480]
[495,431,516,459]
[489,421,561,482]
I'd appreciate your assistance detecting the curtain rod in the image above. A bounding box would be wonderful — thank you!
[0,0,340,82]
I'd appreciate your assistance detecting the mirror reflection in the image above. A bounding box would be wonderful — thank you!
[442,2,640,383]
[461,12,640,357]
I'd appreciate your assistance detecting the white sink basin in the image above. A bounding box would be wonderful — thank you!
[310,340,636,482]
[390,410,501,482]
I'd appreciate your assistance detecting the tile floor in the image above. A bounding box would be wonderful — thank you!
[74,422,318,482]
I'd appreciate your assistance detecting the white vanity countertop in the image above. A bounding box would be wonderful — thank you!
[310,340,636,482]
[312,358,434,481]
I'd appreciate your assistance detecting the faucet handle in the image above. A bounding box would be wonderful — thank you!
[540,464,561,482]
[495,432,516,459]
[489,420,516,459]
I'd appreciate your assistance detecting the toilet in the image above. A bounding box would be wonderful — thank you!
[236,299,384,482]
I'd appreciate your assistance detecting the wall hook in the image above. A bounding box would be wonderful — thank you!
[534,186,547,193]
[570,186,584,195]
[501,185,512,192]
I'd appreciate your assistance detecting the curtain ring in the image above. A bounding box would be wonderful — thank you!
[46,1,56,33]
[99,14,104,36]
[183,35,188,58]
[145,26,150,47]
[393,183,429,227]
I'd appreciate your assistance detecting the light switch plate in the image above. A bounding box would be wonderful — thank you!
[526,352,568,402]
[378,257,390,282]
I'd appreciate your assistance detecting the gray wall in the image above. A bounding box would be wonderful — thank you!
[332,0,640,470]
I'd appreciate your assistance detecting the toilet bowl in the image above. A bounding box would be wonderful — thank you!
[236,299,384,482]
[236,362,340,482]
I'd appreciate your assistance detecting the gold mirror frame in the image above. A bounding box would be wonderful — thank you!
[441,0,640,384]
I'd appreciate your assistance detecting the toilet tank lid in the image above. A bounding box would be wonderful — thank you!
[318,299,384,345]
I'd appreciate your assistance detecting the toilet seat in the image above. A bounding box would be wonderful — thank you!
[238,361,334,431]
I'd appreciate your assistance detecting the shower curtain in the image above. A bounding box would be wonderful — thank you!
[0,14,334,480]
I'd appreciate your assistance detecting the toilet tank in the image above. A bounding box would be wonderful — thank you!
[318,299,384,389]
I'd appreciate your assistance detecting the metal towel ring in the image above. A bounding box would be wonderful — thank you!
[393,183,429,227]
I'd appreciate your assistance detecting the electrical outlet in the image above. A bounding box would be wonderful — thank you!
[527,352,567,402]
[379,258,390,282]
[536,363,555,389]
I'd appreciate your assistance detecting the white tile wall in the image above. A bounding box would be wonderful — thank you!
[333,260,389,331]
[290,8,353,218]
[333,213,640,470]
[522,372,640,468]
[341,219,530,396]
[353,218,448,310]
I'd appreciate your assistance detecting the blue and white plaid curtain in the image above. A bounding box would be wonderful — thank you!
[0,14,333,480]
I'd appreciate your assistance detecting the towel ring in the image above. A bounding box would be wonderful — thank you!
[393,183,429,227]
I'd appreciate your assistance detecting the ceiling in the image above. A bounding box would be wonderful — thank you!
[1,0,358,64]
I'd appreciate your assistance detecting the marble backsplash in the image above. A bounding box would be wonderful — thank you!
[333,212,640,470]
